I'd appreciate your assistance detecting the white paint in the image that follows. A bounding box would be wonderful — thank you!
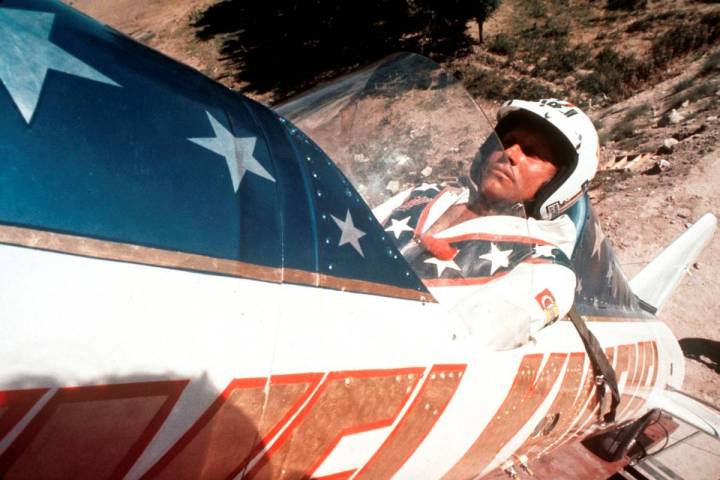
[0,240,683,479]
[312,426,393,477]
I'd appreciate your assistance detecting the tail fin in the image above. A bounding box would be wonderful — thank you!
[629,213,717,313]
[650,387,720,439]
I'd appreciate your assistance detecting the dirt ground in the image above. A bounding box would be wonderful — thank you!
[64,0,720,406]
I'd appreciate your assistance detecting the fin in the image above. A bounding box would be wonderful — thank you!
[650,387,720,439]
[629,213,717,313]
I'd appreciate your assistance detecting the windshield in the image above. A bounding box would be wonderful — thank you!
[276,54,539,350]
[275,52,524,220]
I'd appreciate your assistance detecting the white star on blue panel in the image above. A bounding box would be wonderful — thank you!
[331,210,366,257]
[0,8,120,124]
[189,111,276,192]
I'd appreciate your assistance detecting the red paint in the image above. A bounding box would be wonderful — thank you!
[356,365,466,479]
[0,381,187,480]
[143,373,322,480]
[314,469,356,480]
[442,353,567,479]
[247,368,422,480]
[0,388,49,441]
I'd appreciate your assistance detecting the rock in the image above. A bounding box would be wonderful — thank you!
[659,159,672,171]
[664,138,679,149]
[677,208,691,219]
[353,153,369,163]
[395,153,412,166]
[421,166,433,177]
[681,99,690,108]
[693,262,700,270]
[657,138,680,154]
[386,180,400,193]
[668,109,684,124]
[708,116,718,122]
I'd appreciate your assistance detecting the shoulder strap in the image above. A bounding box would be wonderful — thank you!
[567,305,620,424]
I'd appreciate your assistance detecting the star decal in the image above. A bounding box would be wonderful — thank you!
[189,111,276,192]
[331,210,366,257]
[479,243,513,275]
[591,222,605,259]
[385,216,414,239]
[415,183,439,192]
[534,245,557,258]
[0,8,120,124]
[605,261,614,281]
[424,257,461,277]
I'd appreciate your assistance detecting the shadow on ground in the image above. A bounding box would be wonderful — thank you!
[192,0,476,103]
[679,337,720,373]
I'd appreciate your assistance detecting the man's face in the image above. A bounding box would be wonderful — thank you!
[481,125,559,204]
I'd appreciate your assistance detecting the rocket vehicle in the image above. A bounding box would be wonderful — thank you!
[0,1,718,479]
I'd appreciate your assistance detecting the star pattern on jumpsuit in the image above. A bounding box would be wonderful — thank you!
[479,242,513,275]
[385,216,414,239]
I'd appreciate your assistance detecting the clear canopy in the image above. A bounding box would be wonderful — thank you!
[275,53,523,219]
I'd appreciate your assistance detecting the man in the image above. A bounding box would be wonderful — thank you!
[374,99,599,347]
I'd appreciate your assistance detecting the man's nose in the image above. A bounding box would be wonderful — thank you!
[504,144,523,165]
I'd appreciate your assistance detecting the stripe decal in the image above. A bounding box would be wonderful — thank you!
[0,224,433,302]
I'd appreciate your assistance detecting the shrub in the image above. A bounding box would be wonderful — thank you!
[700,50,720,76]
[506,77,557,99]
[519,0,547,18]
[488,34,517,56]
[543,17,570,38]
[651,12,720,67]
[578,48,651,99]
[623,103,650,123]
[626,17,652,33]
[610,122,636,141]
[671,77,694,95]
[606,0,647,10]
[669,83,716,109]
[462,68,506,99]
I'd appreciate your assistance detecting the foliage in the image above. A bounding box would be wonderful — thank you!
[578,48,651,100]
[488,34,517,56]
[192,0,502,101]
[669,83,717,110]
[622,103,650,123]
[460,66,558,100]
[461,68,506,99]
[650,11,720,68]
[610,122,636,141]
[700,50,720,76]
[606,0,647,11]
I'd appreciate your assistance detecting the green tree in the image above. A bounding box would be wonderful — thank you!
[193,0,502,100]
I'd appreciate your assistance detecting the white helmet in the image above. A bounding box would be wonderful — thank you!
[496,99,599,220]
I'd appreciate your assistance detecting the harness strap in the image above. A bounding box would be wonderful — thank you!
[567,305,620,423]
